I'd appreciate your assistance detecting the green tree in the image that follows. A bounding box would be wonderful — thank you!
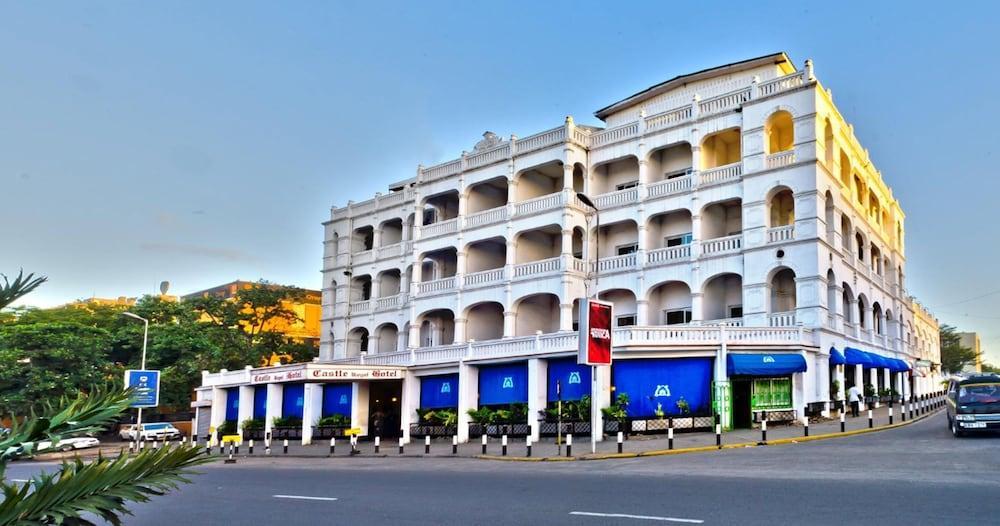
[940,324,976,374]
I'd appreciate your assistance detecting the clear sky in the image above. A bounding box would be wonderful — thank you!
[2,1,999,360]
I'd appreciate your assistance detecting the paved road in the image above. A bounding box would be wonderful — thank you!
[7,412,999,525]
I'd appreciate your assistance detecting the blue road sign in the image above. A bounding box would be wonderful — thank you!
[124,369,160,408]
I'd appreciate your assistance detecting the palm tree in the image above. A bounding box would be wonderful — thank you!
[0,270,209,525]
[0,269,47,309]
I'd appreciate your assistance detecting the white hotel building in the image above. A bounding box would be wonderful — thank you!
[195,53,942,445]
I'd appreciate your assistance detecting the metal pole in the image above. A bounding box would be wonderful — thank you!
[136,317,148,444]
[591,365,597,454]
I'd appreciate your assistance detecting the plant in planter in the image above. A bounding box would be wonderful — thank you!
[601,393,629,423]
[218,420,237,436]
[317,414,349,427]
[241,418,264,431]
[864,383,876,399]
[466,407,495,425]
[272,416,303,428]
[654,402,665,420]
[433,409,458,428]
[574,396,591,423]
[675,397,691,415]
[831,379,842,400]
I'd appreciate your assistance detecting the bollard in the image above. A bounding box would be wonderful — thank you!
[153,439,158,450]
[804,417,810,437]
[249,439,255,455]
[526,436,532,457]
[501,435,507,456]
[481,434,487,455]
[205,441,211,455]
[889,406,894,425]
[399,436,405,455]
[425,435,431,455]
[139,440,145,451]
[350,435,358,455]
[840,411,845,433]
[265,440,271,456]
[234,442,239,455]
[329,437,335,456]
[909,399,914,420]
[901,401,907,422]
[715,413,722,448]
[868,409,873,429]
[761,412,768,445]
[283,439,289,455]
[374,436,380,454]
[181,436,187,446]
[128,441,135,454]
[452,435,458,455]
[219,441,224,455]
[617,431,624,454]
[668,418,674,450]
[566,434,573,457]
[224,443,236,464]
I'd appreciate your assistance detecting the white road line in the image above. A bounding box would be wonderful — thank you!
[570,511,703,523]
[272,495,339,502]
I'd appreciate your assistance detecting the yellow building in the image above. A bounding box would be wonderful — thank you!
[182,280,322,351]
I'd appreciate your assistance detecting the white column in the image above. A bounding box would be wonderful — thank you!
[836,364,846,408]
[869,368,880,408]
[351,382,370,437]
[503,309,516,338]
[264,383,283,438]
[454,317,468,344]
[714,330,731,429]
[800,351,814,418]
[691,292,704,323]
[854,366,865,407]
[301,383,323,445]
[210,387,227,444]
[527,358,547,443]
[236,384,254,437]
[457,362,478,443]
[593,365,611,443]
[399,372,420,444]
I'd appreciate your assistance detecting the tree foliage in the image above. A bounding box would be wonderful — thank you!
[939,324,976,374]
[0,270,47,310]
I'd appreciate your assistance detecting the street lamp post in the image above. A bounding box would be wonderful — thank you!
[576,193,603,455]
[122,312,149,444]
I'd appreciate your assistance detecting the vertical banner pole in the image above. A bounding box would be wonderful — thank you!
[591,365,598,454]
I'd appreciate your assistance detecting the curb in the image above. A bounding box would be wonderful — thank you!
[478,408,943,462]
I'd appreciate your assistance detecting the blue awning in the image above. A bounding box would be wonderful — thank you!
[868,353,891,369]
[829,348,846,365]
[322,384,352,417]
[887,358,911,373]
[420,374,459,409]
[479,363,528,406]
[844,347,873,366]
[547,358,592,402]
[727,353,807,376]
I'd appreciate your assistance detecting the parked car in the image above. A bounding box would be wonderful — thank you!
[35,436,101,452]
[119,422,182,441]
[946,373,1000,437]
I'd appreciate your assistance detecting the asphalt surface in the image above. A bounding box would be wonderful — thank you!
[6,411,999,525]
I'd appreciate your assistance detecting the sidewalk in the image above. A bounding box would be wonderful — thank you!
[201,400,944,461]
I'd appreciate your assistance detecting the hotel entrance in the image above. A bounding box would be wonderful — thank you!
[368,380,403,438]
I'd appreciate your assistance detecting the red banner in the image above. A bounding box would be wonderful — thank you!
[579,298,613,365]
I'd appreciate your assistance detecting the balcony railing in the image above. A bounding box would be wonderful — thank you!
[594,253,636,273]
[646,244,691,265]
[416,276,457,294]
[589,121,640,148]
[701,317,744,327]
[767,225,795,243]
[465,206,509,228]
[647,175,692,198]
[513,192,563,217]
[463,268,505,287]
[766,150,796,169]
[376,241,407,260]
[352,249,374,265]
[514,256,561,278]
[420,218,458,239]
[768,311,797,327]
[593,187,638,209]
[700,162,742,186]
[701,234,742,255]
[350,299,372,315]
[375,293,406,311]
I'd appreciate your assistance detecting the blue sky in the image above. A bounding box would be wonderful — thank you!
[1,1,998,359]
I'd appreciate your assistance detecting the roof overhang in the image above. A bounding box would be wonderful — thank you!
[594,52,795,121]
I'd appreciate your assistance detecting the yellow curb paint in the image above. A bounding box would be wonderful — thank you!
[477,409,942,462]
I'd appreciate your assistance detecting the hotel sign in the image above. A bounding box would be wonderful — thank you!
[250,364,404,385]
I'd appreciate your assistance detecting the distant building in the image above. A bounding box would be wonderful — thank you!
[67,295,178,308]
[182,280,321,345]
[957,332,983,373]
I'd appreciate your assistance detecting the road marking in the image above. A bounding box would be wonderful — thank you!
[272,495,339,502]
[570,511,703,523]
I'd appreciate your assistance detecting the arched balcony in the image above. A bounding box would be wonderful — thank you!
[700,199,742,255]
[646,281,692,325]
[842,282,856,336]
[598,289,637,327]
[768,268,797,327]
[700,129,742,185]
[420,190,460,239]
[375,323,399,354]
[418,309,455,347]
[514,225,563,278]
[767,187,795,243]
[840,215,853,254]
[514,293,560,336]
[352,225,374,252]
[645,210,692,265]
[646,143,694,197]
[379,218,403,246]
[346,327,369,357]
[515,162,564,202]
[823,119,834,166]
[839,151,851,187]
[764,110,795,168]
[416,248,457,295]
[702,273,743,325]
[591,156,639,197]
[593,220,638,273]
[465,302,504,341]
[464,237,506,287]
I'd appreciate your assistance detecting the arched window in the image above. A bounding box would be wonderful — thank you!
[768,187,795,227]
[823,119,834,166]
[765,111,794,154]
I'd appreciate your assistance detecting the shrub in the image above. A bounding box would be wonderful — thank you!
[317,414,349,427]
[241,418,264,430]
[272,416,302,428]
[218,420,237,435]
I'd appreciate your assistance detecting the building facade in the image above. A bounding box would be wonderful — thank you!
[197,53,942,445]
[957,331,983,374]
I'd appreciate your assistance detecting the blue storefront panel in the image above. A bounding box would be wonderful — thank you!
[612,358,714,418]
[727,353,807,376]
[282,384,305,419]
[547,358,592,402]
[253,386,267,420]
[479,363,528,406]
[421,374,459,409]
[322,384,352,417]
[225,387,239,422]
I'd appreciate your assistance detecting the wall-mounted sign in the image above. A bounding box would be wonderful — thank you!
[250,364,404,385]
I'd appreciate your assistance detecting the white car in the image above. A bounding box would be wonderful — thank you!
[36,437,101,452]
[119,422,182,441]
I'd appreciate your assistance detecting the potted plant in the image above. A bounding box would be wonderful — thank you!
[675,397,691,415]
[831,379,842,402]
[601,393,629,434]
[241,418,265,438]
[271,416,303,438]
[217,420,237,436]
[864,384,877,405]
